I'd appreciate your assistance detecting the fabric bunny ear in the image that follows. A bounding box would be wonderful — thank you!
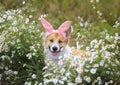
[40,18,54,33]
[58,21,71,38]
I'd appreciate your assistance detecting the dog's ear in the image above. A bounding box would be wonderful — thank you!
[40,18,54,33]
[58,21,71,37]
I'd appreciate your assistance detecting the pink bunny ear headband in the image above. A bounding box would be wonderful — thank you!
[40,18,71,39]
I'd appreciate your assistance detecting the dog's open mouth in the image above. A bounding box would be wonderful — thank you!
[51,51,59,56]
[49,46,63,56]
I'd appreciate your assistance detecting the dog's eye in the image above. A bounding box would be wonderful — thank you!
[58,40,62,43]
[50,39,53,42]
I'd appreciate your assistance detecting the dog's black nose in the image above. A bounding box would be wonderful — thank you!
[52,46,58,51]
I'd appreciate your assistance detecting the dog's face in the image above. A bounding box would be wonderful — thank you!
[40,18,71,57]
[44,33,68,56]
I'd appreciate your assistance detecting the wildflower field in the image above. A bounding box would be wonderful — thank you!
[0,0,120,85]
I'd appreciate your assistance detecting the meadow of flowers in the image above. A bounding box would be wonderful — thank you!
[43,32,120,85]
[0,9,45,84]
[0,0,120,85]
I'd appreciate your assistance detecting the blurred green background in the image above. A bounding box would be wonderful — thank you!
[1,0,120,25]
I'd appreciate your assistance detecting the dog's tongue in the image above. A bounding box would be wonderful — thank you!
[51,52,58,56]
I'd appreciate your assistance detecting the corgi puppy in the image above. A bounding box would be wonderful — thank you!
[40,18,85,62]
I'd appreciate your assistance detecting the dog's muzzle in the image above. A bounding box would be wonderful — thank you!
[49,46,63,56]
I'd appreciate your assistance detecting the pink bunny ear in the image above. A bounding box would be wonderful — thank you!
[58,21,71,37]
[40,18,54,33]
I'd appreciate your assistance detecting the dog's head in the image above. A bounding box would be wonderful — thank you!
[40,18,71,56]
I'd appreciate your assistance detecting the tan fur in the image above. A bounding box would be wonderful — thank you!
[72,49,86,57]
[44,33,68,47]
